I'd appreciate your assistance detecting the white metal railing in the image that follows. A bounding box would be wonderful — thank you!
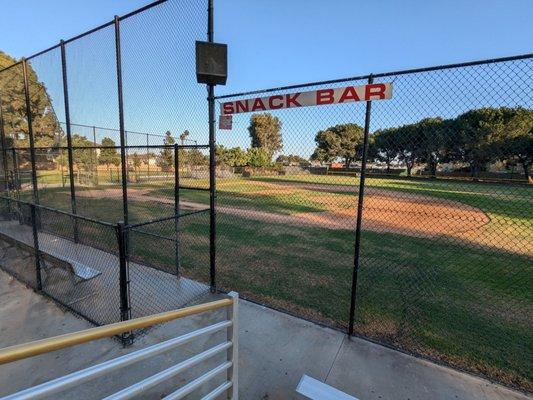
[0,292,239,400]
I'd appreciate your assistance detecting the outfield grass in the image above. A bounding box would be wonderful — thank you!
[17,173,533,390]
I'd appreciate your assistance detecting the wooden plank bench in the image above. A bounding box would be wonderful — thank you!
[0,231,101,284]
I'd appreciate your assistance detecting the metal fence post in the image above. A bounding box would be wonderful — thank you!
[208,0,217,293]
[114,15,129,227]
[0,95,12,211]
[146,133,150,179]
[30,203,42,290]
[60,40,79,243]
[116,221,132,345]
[22,58,39,206]
[92,126,98,185]
[174,143,181,276]
[11,148,22,216]
[348,75,374,336]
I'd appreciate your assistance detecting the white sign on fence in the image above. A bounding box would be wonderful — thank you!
[220,82,393,115]
[218,114,233,130]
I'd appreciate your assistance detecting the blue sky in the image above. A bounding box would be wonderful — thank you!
[2,0,532,93]
[1,0,532,156]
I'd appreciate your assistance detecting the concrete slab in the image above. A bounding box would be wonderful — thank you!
[325,335,529,400]
[0,270,227,399]
[237,301,344,399]
[0,220,208,324]
[235,300,531,400]
[0,269,530,400]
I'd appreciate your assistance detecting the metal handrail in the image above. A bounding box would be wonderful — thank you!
[0,298,232,365]
[0,293,239,399]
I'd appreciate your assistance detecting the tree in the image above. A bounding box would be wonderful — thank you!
[372,128,400,174]
[98,137,120,171]
[248,113,282,158]
[176,130,192,168]
[215,145,229,166]
[179,130,190,145]
[411,117,456,178]
[246,148,270,167]
[217,145,248,167]
[188,149,208,166]
[276,154,309,166]
[226,147,248,167]
[454,107,523,178]
[132,152,141,180]
[157,131,175,172]
[504,131,532,182]
[311,123,364,168]
[69,135,98,184]
[0,51,61,150]
[393,124,421,177]
[498,108,533,181]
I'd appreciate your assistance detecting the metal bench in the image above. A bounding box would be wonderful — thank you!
[0,231,101,284]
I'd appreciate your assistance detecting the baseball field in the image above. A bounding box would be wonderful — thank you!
[28,170,533,390]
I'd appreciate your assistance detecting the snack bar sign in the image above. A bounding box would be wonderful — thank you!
[220,82,393,116]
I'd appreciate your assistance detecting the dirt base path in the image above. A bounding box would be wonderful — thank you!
[75,186,490,239]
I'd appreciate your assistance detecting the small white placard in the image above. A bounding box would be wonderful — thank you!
[296,375,359,400]
[218,114,233,130]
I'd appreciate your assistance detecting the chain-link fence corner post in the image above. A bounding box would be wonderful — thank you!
[348,74,374,336]
[114,15,129,228]
[208,0,217,293]
[116,221,133,346]
[60,39,80,243]
[30,203,43,291]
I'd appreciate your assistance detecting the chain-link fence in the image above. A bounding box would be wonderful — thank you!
[0,0,213,344]
[214,55,532,391]
[0,0,531,392]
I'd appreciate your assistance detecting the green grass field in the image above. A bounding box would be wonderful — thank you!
[22,171,533,390]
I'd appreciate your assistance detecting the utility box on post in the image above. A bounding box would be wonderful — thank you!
[196,41,227,85]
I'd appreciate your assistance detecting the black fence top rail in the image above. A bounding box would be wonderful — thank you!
[64,122,198,142]
[215,52,533,100]
[0,0,168,73]
[4,144,209,151]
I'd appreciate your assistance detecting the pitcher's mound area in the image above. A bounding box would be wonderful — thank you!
[298,189,490,237]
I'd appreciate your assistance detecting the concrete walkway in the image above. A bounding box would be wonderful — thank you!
[0,219,208,324]
[0,270,529,400]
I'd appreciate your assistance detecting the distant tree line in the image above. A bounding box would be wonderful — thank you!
[311,107,533,181]
[2,47,531,182]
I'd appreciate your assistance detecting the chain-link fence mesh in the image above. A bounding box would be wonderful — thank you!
[127,211,211,318]
[355,58,532,390]
[0,199,39,289]
[0,0,531,392]
[215,56,532,391]
[0,0,211,338]
[215,78,370,331]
